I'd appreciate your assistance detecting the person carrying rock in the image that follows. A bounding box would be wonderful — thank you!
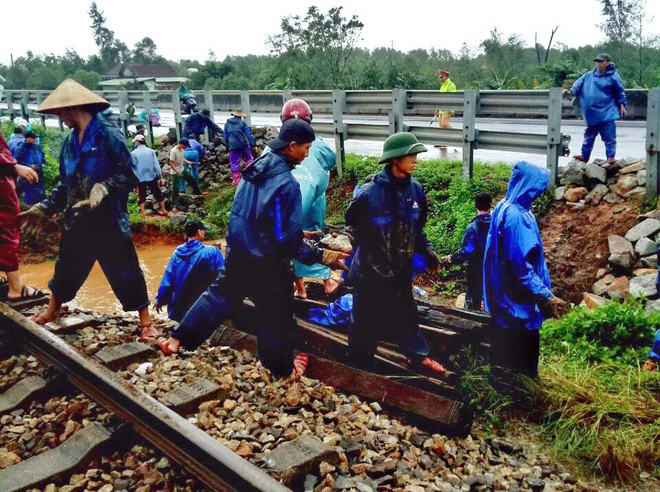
[442,192,492,311]
[483,161,566,391]
[18,78,157,340]
[223,108,258,186]
[154,219,224,322]
[183,108,222,142]
[344,132,446,374]
[565,53,627,164]
[156,118,349,381]
[169,137,203,211]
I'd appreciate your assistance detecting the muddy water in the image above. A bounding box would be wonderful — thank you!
[18,243,190,314]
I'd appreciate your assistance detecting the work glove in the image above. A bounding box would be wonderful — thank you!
[321,249,350,271]
[18,204,48,240]
[426,251,441,275]
[538,296,567,320]
[89,183,109,209]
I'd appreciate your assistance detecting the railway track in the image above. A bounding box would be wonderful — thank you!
[0,292,489,491]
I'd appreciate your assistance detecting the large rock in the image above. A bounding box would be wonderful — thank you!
[584,163,607,183]
[583,292,606,309]
[641,254,658,269]
[608,235,634,256]
[559,162,585,186]
[592,274,616,296]
[554,186,566,201]
[609,252,635,269]
[637,170,647,186]
[629,273,657,297]
[613,174,638,196]
[624,186,646,199]
[606,276,630,299]
[564,187,588,202]
[602,192,623,204]
[635,237,657,256]
[619,161,645,174]
[585,184,609,205]
[624,219,660,243]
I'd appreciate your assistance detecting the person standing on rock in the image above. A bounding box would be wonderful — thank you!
[565,53,627,164]
[223,108,258,186]
[17,78,158,340]
[442,192,492,311]
[156,118,349,381]
[344,132,446,375]
[483,161,566,391]
[131,134,167,217]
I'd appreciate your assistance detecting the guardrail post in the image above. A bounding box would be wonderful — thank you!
[142,93,153,147]
[546,88,563,188]
[5,92,15,120]
[240,90,251,127]
[391,89,406,134]
[203,90,215,143]
[20,93,29,121]
[332,90,347,176]
[462,90,478,181]
[646,88,660,198]
[172,90,182,141]
[118,91,129,136]
[37,92,47,127]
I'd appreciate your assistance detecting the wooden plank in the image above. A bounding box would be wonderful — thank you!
[211,326,471,433]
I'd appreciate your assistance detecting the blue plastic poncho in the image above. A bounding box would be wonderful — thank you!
[649,329,660,361]
[483,161,553,330]
[569,62,627,126]
[290,139,337,280]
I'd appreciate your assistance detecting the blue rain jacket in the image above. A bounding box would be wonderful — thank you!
[569,63,627,126]
[183,112,222,137]
[223,116,256,151]
[308,294,353,327]
[649,329,660,360]
[8,136,25,156]
[15,142,46,205]
[226,150,320,265]
[156,240,224,321]
[291,139,337,280]
[483,161,553,330]
[451,213,491,309]
[40,116,138,237]
[345,165,433,289]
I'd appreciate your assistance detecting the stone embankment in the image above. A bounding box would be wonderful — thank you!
[555,157,660,310]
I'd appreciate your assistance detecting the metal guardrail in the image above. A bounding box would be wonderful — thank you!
[1,88,656,192]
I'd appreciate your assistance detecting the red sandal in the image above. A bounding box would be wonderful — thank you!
[156,337,180,355]
[139,323,159,341]
[290,353,309,380]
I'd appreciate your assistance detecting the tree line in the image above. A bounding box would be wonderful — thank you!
[1,1,658,93]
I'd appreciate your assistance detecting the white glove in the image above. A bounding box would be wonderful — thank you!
[89,183,109,209]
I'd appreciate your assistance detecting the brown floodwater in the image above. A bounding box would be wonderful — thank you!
[17,242,223,314]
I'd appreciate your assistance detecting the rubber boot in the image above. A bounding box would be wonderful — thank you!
[232,172,241,186]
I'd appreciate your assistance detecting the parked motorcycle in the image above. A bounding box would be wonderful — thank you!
[180,94,198,115]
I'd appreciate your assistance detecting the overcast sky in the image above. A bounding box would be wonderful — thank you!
[1,0,658,67]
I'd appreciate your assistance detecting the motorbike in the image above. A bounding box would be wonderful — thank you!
[180,94,198,115]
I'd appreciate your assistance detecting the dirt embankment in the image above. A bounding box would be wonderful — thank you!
[539,202,640,304]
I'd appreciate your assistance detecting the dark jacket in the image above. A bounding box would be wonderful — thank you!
[223,116,256,151]
[226,150,320,265]
[345,165,433,290]
[483,161,553,330]
[451,213,491,310]
[156,240,224,321]
[15,142,46,205]
[40,116,137,237]
[183,112,222,137]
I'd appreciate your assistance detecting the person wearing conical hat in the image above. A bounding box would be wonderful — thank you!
[223,108,257,185]
[344,132,446,375]
[18,78,157,340]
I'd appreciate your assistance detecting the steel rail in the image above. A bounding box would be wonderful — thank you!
[0,303,290,492]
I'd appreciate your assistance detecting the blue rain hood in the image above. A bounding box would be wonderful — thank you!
[483,162,553,330]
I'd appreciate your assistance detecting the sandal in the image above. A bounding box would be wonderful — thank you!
[139,322,160,341]
[417,356,447,374]
[6,285,49,304]
[289,353,309,380]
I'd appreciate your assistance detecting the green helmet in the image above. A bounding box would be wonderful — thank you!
[377,132,427,164]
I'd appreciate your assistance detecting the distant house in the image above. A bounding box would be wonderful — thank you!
[100,63,187,91]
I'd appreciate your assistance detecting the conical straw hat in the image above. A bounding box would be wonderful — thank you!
[37,78,110,115]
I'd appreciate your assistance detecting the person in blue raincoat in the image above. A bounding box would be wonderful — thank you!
[483,161,566,387]
[345,132,445,374]
[223,109,258,186]
[183,109,222,140]
[15,131,47,205]
[154,220,224,321]
[290,138,338,298]
[155,118,348,381]
[18,79,156,340]
[443,192,492,311]
[643,329,660,372]
[566,53,627,164]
